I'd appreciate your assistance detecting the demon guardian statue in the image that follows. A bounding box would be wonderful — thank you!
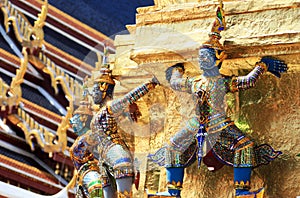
[70,62,159,198]
[149,1,287,197]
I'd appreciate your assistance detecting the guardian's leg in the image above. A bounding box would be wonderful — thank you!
[156,167,184,197]
[106,144,134,198]
[234,167,264,198]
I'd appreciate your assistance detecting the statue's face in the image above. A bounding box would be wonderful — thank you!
[199,48,217,71]
[92,83,105,105]
[69,114,84,134]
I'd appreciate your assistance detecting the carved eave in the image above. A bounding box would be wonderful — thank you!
[10,0,115,52]
[1,0,96,79]
[0,141,75,197]
[43,42,94,78]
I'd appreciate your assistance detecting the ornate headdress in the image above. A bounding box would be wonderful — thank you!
[74,78,93,115]
[93,45,116,102]
[201,0,227,64]
[94,67,115,85]
[73,97,93,115]
[94,45,115,89]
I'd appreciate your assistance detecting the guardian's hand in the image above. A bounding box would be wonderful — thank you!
[258,56,288,78]
[165,63,185,83]
[128,102,142,122]
[151,75,160,86]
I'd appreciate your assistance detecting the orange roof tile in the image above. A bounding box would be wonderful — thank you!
[0,154,58,184]
[21,98,62,123]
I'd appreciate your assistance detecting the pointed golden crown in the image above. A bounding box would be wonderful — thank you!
[73,83,93,115]
[202,0,226,51]
[73,100,93,115]
[94,67,115,85]
[94,45,115,85]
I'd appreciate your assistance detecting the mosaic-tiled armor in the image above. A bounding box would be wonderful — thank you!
[70,67,159,198]
[149,2,287,197]
[69,92,102,198]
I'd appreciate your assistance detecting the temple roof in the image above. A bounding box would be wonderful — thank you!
[0,0,154,196]
[0,70,62,115]
[48,0,154,37]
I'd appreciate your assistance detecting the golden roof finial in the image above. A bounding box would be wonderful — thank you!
[34,0,48,29]
[9,48,28,104]
[25,0,48,49]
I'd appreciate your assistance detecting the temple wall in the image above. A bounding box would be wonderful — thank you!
[112,0,300,197]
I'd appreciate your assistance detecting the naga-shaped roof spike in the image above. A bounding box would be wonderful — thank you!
[34,0,48,29]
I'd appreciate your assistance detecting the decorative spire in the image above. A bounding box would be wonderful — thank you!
[27,0,48,49]
[34,0,48,29]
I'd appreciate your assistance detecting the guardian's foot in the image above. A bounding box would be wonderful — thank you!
[156,191,180,197]
[235,188,264,198]
[117,190,132,198]
[156,191,171,196]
